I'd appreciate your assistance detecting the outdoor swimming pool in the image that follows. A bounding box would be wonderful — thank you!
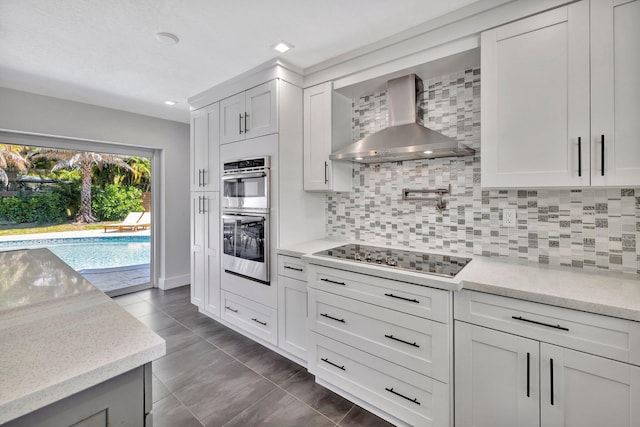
[0,236,151,271]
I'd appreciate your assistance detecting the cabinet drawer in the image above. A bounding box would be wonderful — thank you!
[277,255,307,281]
[221,290,277,345]
[309,289,449,383]
[309,333,449,427]
[454,289,640,366]
[307,264,450,323]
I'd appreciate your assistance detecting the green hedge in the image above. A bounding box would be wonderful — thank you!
[92,184,143,221]
[0,189,71,224]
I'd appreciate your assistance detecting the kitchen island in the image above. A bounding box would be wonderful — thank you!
[0,248,165,426]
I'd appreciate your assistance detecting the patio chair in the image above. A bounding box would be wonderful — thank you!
[103,212,143,232]
[134,212,151,231]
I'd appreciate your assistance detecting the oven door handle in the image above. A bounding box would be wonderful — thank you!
[222,213,267,221]
[222,172,267,180]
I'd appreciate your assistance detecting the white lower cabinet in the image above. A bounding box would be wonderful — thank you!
[190,192,220,317]
[310,333,449,427]
[221,290,277,345]
[277,255,308,362]
[307,264,451,427]
[454,290,640,427]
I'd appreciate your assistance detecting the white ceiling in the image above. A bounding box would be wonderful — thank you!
[0,0,481,123]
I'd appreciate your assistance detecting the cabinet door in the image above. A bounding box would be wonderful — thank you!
[481,1,590,187]
[454,321,539,427]
[220,92,245,144]
[190,108,208,191]
[190,193,206,309]
[245,80,278,139]
[191,103,220,191]
[541,343,640,427]
[303,82,332,191]
[590,0,640,186]
[277,275,307,362]
[204,103,220,191]
[203,192,220,317]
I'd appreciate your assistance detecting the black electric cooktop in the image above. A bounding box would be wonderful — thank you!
[314,244,471,278]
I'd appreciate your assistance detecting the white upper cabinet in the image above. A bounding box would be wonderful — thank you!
[220,80,278,144]
[190,102,220,191]
[590,0,640,186]
[481,2,590,187]
[303,82,352,192]
[481,0,640,187]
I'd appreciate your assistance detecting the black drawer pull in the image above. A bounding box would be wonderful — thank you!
[251,318,267,326]
[321,313,345,323]
[384,293,419,304]
[384,334,419,348]
[225,306,238,313]
[512,316,569,331]
[284,265,304,272]
[321,357,345,371]
[385,387,420,405]
[321,278,346,286]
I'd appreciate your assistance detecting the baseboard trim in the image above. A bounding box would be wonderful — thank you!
[158,273,189,290]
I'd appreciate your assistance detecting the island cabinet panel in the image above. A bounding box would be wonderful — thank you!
[4,366,148,427]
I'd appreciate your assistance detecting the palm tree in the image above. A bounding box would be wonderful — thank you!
[0,144,30,188]
[30,149,133,223]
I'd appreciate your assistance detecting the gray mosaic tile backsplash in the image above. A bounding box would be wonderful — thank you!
[326,67,640,275]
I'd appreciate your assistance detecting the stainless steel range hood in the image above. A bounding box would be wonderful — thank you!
[330,74,475,164]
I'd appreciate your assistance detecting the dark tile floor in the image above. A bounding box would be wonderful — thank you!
[114,286,396,427]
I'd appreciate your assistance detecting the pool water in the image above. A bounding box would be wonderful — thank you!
[0,236,150,271]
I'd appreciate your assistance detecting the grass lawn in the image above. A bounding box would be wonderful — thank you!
[0,221,118,236]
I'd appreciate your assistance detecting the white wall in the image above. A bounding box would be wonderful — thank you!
[0,87,190,289]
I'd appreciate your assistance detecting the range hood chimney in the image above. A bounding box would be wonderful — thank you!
[330,74,475,164]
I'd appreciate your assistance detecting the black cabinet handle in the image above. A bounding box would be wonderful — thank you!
[601,134,605,176]
[385,334,419,348]
[244,112,249,133]
[512,316,569,331]
[550,358,555,406]
[324,161,329,184]
[201,196,207,214]
[384,293,420,304]
[321,278,346,286]
[284,265,304,272]
[239,113,243,134]
[321,357,345,371]
[225,306,238,313]
[201,169,206,186]
[577,137,582,177]
[320,313,345,323]
[251,318,267,326]
[385,387,420,405]
[527,352,531,398]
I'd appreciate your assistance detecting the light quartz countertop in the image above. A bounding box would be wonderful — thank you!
[0,248,166,424]
[279,239,640,322]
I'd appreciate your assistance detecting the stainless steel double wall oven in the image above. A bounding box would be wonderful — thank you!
[221,156,270,284]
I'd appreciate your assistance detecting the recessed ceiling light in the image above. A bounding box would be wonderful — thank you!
[163,100,177,106]
[273,41,293,53]
[354,157,364,161]
[423,150,433,154]
[156,32,179,45]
